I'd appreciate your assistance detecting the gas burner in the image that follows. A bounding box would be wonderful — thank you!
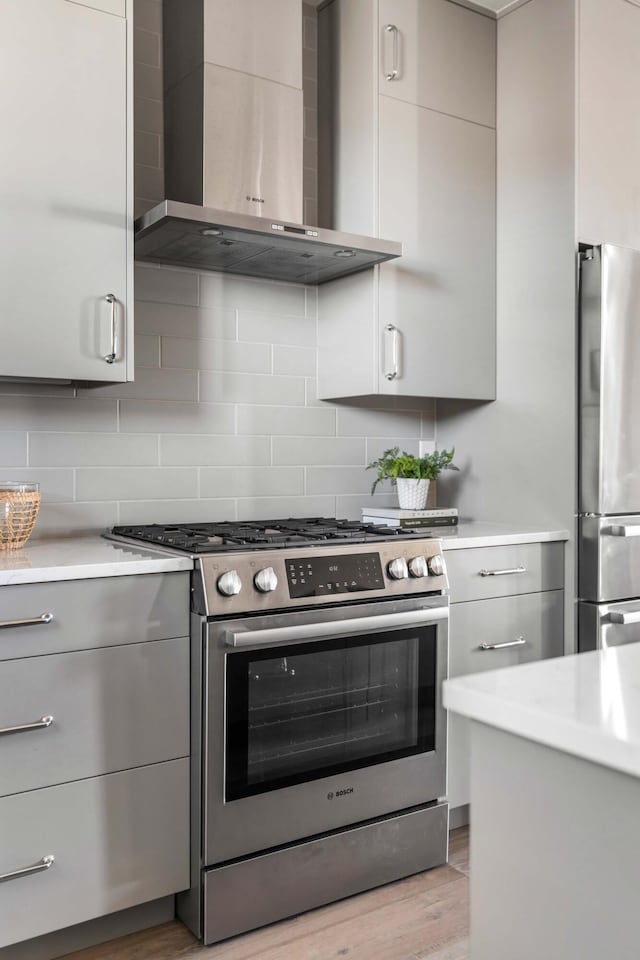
[111,517,436,554]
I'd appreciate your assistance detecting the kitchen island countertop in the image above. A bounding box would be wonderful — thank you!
[444,640,640,960]
[0,536,193,585]
[444,642,640,779]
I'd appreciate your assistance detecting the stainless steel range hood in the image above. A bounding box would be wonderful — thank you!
[135,201,401,285]
[134,0,402,285]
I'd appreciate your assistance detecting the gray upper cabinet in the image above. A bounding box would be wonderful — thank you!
[0,0,133,383]
[378,0,496,126]
[377,96,495,400]
[577,0,640,249]
[317,0,496,402]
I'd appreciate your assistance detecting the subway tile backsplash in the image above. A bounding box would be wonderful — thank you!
[2,261,434,537]
[0,0,434,538]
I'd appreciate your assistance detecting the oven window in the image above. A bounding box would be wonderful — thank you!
[225,626,437,801]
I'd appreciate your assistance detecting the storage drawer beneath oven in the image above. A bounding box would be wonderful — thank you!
[0,637,189,797]
[203,800,448,945]
[448,590,564,809]
[0,759,189,949]
[445,542,564,603]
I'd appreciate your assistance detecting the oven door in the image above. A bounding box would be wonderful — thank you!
[204,595,448,865]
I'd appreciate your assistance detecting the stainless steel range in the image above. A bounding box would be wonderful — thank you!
[110,518,449,944]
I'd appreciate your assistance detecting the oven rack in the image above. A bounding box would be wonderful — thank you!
[248,693,403,732]
[248,680,399,713]
[247,725,405,768]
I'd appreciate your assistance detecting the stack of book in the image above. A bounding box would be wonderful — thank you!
[362,507,458,528]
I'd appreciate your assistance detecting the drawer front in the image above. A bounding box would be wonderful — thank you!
[445,542,564,603]
[0,759,189,949]
[0,637,189,797]
[0,573,189,660]
[447,591,564,809]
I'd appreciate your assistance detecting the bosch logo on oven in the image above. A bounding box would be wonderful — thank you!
[327,787,354,800]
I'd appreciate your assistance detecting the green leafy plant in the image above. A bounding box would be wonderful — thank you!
[367,446,458,494]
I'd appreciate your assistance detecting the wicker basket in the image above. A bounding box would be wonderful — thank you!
[0,483,41,550]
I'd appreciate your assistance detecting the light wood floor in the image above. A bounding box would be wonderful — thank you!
[63,827,469,960]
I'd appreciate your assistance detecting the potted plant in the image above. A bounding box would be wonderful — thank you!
[367,446,458,510]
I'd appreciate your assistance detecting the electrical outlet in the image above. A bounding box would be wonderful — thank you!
[419,440,435,457]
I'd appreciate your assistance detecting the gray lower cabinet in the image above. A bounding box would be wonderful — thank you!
[0,572,191,949]
[0,759,189,949]
[0,572,189,660]
[0,637,189,797]
[446,542,565,812]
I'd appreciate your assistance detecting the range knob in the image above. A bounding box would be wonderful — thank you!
[428,555,446,577]
[387,557,409,580]
[408,556,429,578]
[254,566,278,593]
[217,570,242,596]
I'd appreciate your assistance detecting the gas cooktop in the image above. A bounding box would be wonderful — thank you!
[111,517,435,554]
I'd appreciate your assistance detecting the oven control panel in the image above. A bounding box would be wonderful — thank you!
[285,552,385,599]
[197,540,448,615]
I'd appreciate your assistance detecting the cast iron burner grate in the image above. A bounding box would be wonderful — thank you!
[111,517,434,553]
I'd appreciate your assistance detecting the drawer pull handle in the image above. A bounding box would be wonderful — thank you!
[479,566,526,577]
[0,715,54,737]
[0,613,53,630]
[0,855,55,884]
[608,610,640,625]
[480,637,527,651]
[605,524,640,538]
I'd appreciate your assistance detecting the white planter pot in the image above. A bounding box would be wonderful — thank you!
[396,478,430,510]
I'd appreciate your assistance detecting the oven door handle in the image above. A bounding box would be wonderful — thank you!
[224,606,448,649]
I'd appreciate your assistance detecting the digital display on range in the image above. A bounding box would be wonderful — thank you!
[286,553,385,599]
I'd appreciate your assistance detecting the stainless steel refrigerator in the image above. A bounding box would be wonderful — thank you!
[579,242,640,650]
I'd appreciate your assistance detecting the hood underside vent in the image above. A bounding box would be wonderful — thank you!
[134,201,402,286]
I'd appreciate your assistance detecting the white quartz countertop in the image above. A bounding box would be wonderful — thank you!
[0,522,569,586]
[444,644,640,779]
[437,521,569,550]
[0,536,193,585]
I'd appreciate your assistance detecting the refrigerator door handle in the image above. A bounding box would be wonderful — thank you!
[604,524,640,537]
[608,610,640,625]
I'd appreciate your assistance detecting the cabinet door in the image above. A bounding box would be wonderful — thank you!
[0,573,189,661]
[0,0,129,381]
[578,0,640,249]
[448,591,564,810]
[378,0,496,127]
[378,96,496,400]
[202,0,302,89]
[0,638,189,797]
[0,760,189,948]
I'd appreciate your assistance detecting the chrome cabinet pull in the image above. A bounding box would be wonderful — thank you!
[0,715,53,737]
[480,637,526,651]
[0,612,53,630]
[605,524,640,538]
[104,293,118,364]
[479,566,526,577]
[608,610,640,625]
[0,855,55,884]
[383,24,399,81]
[383,323,400,380]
